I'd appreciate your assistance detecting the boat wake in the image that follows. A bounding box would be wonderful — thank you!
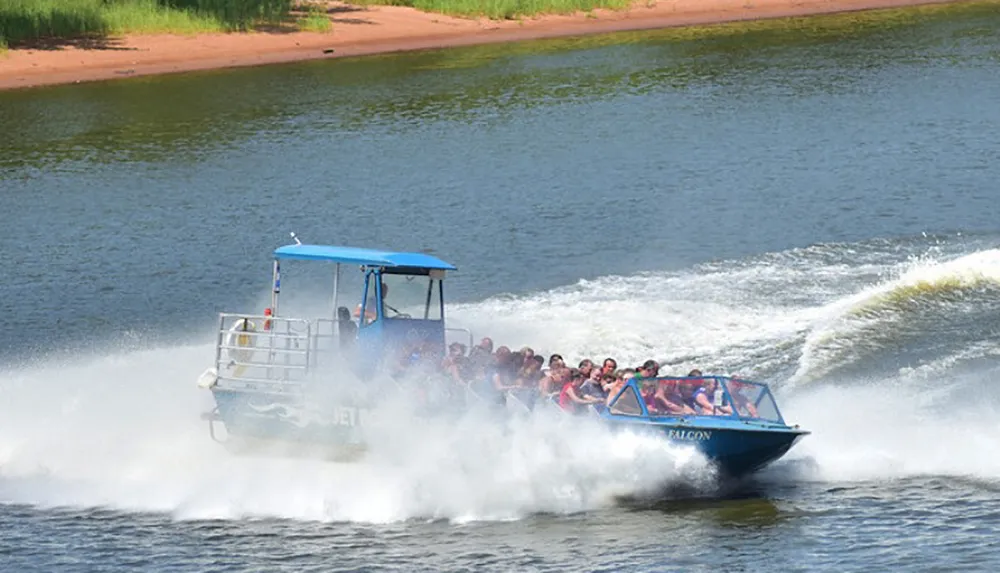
[778,366,1000,482]
[0,347,714,523]
[792,248,1000,385]
[3,235,1000,522]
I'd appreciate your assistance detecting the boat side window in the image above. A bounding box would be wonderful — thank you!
[380,273,443,321]
[609,385,643,416]
[425,275,442,320]
[751,387,782,422]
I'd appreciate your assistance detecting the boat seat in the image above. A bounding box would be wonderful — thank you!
[337,306,357,347]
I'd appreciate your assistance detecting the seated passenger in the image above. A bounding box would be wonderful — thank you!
[604,369,636,407]
[598,373,617,396]
[455,356,479,386]
[530,354,544,372]
[676,370,726,415]
[639,380,661,414]
[547,354,565,373]
[600,358,618,377]
[468,337,494,364]
[698,376,733,415]
[491,349,520,393]
[476,337,494,354]
[728,377,759,417]
[493,345,512,363]
[469,375,502,406]
[471,346,510,405]
[442,342,466,368]
[578,359,595,380]
[520,347,535,365]
[539,355,565,394]
[579,367,606,400]
[442,342,468,385]
[464,360,490,393]
[515,355,545,388]
[506,355,543,409]
[540,366,568,396]
[654,379,696,415]
[558,369,602,414]
[637,359,660,379]
[509,351,525,374]
[466,340,493,372]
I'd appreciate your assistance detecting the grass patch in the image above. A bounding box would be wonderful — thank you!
[168,0,293,28]
[101,1,225,34]
[296,1,332,30]
[358,0,633,20]
[0,0,306,47]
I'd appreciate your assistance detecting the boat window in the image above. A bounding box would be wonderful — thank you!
[609,385,643,416]
[380,274,442,321]
[425,278,442,320]
[725,379,783,423]
[753,390,782,423]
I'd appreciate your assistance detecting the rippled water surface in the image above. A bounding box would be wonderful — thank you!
[2,2,1000,570]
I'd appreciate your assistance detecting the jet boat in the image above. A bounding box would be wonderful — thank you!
[196,239,808,477]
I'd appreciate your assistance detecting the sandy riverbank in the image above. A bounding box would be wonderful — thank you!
[0,0,962,91]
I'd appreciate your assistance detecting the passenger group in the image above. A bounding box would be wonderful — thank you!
[436,338,758,417]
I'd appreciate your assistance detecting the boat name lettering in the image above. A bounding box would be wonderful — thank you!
[667,429,712,441]
[334,406,369,427]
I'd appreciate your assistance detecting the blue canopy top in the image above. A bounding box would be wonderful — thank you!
[273,244,457,270]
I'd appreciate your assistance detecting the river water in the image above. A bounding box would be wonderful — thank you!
[2,2,1000,570]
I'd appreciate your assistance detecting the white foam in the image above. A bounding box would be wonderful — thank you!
[783,377,1000,481]
[0,345,711,523]
[792,248,1000,384]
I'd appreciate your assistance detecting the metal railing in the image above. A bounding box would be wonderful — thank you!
[214,313,312,392]
[210,314,474,394]
[446,327,474,350]
[309,318,340,368]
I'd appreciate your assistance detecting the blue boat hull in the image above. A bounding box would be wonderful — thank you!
[607,419,807,478]
[712,429,806,477]
[209,389,805,477]
[208,389,370,458]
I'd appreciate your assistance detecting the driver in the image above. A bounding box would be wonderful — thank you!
[355,282,394,322]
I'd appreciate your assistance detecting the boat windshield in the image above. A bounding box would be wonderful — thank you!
[380,273,443,320]
[609,384,643,415]
[606,376,785,423]
[722,378,783,423]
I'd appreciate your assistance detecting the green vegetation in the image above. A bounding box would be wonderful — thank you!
[5,0,992,50]
[358,0,631,19]
[0,0,300,47]
[296,0,331,31]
